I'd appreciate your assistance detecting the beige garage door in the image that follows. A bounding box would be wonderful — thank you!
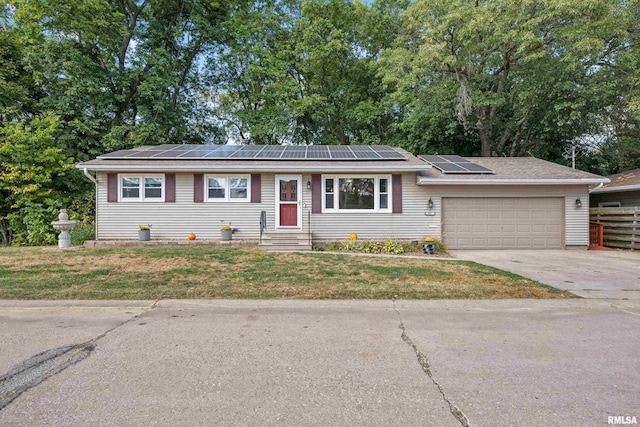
[442,198,563,249]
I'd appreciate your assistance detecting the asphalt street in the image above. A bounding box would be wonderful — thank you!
[0,299,638,427]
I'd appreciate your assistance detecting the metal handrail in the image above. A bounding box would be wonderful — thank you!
[307,210,311,246]
[259,210,267,245]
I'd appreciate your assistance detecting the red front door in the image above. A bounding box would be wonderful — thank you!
[279,179,298,227]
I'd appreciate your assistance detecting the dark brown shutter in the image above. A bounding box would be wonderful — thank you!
[311,174,321,213]
[194,174,204,203]
[392,174,402,214]
[107,173,118,202]
[251,174,261,203]
[165,174,176,203]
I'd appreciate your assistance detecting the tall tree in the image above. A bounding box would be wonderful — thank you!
[10,0,229,157]
[383,0,630,157]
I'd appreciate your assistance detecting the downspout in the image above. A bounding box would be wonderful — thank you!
[83,168,98,241]
[589,182,604,193]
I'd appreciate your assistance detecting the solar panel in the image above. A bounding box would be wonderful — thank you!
[228,145,265,157]
[179,149,218,158]
[375,150,405,159]
[430,162,468,172]
[307,146,330,159]
[419,155,442,163]
[255,149,284,159]
[126,150,166,158]
[97,144,407,161]
[98,149,138,158]
[280,146,307,159]
[329,150,356,159]
[438,155,467,162]
[418,155,495,174]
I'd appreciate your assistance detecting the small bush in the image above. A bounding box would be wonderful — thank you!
[325,238,448,256]
[71,223,95,246]
[326,239,418,255]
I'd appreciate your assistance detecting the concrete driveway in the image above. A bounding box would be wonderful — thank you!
[451,249,640,299]
[1,300,639,427]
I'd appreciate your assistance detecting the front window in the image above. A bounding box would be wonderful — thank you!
[208,177,226,199]
[144,178,163,199]
[339,178,374,210]
[325,178,334,209]
[120,175,164,201]
[205,175,250,201]
[323,176,391,212]
[230,177,248,199]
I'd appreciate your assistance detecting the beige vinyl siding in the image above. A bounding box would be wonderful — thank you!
[96,172,590,247]
[306,173,436,241]
[564,188,590,246]
[96,172,275,240]
[421,185,590,248]
[590,191,640,208]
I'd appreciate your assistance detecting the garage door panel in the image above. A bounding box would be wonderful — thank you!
[517,224,532,232]
[502,224,516,233]
[443,198,563,249]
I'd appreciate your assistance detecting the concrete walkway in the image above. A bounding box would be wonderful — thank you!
[451,250,640,299]
[1,299,639,426]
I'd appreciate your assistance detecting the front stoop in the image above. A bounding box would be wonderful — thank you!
[259,231,312,252]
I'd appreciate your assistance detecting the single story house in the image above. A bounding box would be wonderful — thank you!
[76,144,607,250]
[590,168,640,208]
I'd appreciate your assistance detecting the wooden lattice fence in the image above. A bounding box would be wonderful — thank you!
[589,207,640,250]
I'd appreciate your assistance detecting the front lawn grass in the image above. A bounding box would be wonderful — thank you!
[0,246,573,300]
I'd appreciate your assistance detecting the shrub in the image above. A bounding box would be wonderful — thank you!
[70,223,95,246]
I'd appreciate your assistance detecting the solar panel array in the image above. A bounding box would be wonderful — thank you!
[418,155,495,174]
[98,144,406,161]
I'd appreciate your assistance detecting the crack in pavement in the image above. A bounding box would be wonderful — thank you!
[0,299,160,411]
[392,301,470,427]
[608,302,640,318]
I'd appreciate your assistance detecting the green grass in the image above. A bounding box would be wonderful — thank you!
[0,246,572,300]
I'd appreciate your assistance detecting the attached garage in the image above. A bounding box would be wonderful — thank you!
[416,156,608,250]
[441,197,563,249]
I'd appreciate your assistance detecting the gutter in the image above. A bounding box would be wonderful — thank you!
[83,168,98,241]
[589,183,640,194]
[76,164,431,173]
[416,177,609,185]
[83,168,97,184]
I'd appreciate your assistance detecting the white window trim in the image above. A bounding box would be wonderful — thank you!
[322,175,392,213]
[204,174,251,202]
[118,174,165,202]
[598,201,621,208]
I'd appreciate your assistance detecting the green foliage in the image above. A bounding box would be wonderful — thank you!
[326,239,420,255]
[1,0,640,247]
[70,223,95,246]
[0,113,77,245]
[382,0,633,158]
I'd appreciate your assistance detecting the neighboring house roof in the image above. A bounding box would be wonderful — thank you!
[590,168,640,194]
[76,145,429,173]
[417,157,607,185]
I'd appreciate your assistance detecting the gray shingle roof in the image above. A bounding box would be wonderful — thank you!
[591,168,640,192]
[417,157,606,184]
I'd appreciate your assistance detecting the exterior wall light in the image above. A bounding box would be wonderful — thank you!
[428,197,434,209]
[307,180,312,190]
[575,198,582,208]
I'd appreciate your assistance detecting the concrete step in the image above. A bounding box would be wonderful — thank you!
[261,244,313,252]
[259,231,312,252]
